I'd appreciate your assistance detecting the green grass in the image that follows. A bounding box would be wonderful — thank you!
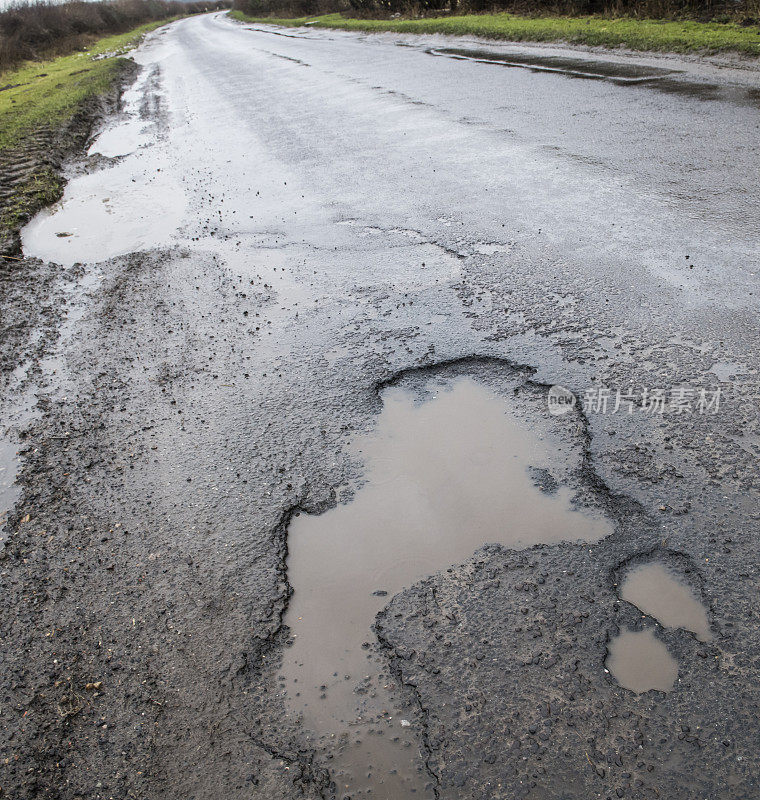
[0,19,175,153]
[0,168,63,240]
[229,10,760,56]
[0,19,180,252]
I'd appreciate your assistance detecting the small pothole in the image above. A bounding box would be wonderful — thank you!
[606,628,679,694]
[621,561,712,642]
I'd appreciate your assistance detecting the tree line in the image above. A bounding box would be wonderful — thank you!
[0,0,231,72]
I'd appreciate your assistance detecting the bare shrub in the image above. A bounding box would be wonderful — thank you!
[0,0,231,72]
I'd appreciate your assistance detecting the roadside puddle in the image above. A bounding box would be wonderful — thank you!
[284,375,613,798]
[427,47,760,108]
[21,151,185,265]
[88,117,151,159]
[606,629,678,693]
[21,66,185,266]
[621,562,712,642]
[427,47,676,84]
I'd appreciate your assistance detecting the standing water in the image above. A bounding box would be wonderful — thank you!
[620,562,712,642]
[0,437,20,534]
[283,376,613,797]
[606,629,679,694]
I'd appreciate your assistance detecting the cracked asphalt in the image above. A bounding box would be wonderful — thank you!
[1,11,759,800]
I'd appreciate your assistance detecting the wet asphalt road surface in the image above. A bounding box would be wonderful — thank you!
[2,11,760,800]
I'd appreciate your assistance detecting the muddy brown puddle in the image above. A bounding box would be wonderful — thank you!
[622,562,712,642]
[606,629,679,694]
[283,375,613,798]
[606,561,712,694]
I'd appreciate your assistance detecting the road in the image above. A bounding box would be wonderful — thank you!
[1,11,760,800]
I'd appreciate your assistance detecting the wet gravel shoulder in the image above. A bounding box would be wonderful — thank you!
[0,247,334,799]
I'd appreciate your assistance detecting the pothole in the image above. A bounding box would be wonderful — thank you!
[283,367,614,798]
[606,628,679,693]
[620,561,712,642]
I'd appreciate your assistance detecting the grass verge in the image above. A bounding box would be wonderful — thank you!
[229,10,760,56]
[0,19,174,153]
[0,19,176,255]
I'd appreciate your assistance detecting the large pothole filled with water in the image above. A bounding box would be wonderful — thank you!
[282,363,615,798]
